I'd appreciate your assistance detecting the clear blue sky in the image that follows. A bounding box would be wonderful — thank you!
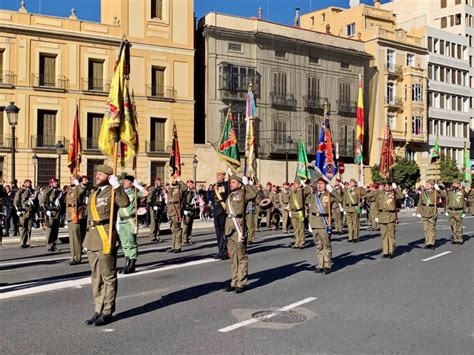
[0,0,391,25]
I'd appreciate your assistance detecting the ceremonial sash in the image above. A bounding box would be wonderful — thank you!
[214,185,226,210]
[424,191,436,215]
[228,193,244,242]
[90,191,112,254]
[291,192,304,222]
[315,194,329,228]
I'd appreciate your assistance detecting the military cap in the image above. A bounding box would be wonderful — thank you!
[317,177,327,184]
[81,175,88,180]
[216,169,226,175]
[350,178,357,184]
[426,179,435,184]
[123,175,135,182]
[49,177,58,184]
[451,179,460,184]
[96,165,113,175]
[230,175,242,183]
[23,178,32,184]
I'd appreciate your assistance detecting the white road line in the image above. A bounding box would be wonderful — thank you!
[0,258,217,300]
[422,251,452,262]
[218,297,317,333]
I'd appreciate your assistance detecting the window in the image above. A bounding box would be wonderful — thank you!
[456,13,462,25]
[440,40,445,55]
[39,53,56,86]
[0,50,3,83]
[87,159,105,186]
[338,125,355,157]
[37,110,56,147]
[455,0,461,4]
[232,111,246,152]
[228,43,242,52]
[346,23,355,37]
[386,82,395,104]
[457,44,462,59]
[272,72,287,96]
[273,120,287,147]
[86,113,102,150]
[340,62,350,69]
[88,59,104,91]
[441,17,447,28]
[311,16,314,26]
[309,56,319,64]
[427,37,433,52]
[441,0,447,8]
[151,66,165,97]
[275,50,286,59]
[150,161,165,184]
[428,64,433,79]
[306,120,320,153]
[38,158,57,187]
[218,64,260,97]
[386,49,395,70]
[387,113,396,130]
[440,67,445,82]
[321,13,326,22]
[151,0,163,19]
[406,54,415,67]
[339,81,351,105]
[308,76,320,99]
[451,69,456,84]
[150,117,166,152]
[412,116,423,135]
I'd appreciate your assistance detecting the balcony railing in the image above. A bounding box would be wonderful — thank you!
[337,100,357,114]
[146,85,176,101]
[270,92,297,108]
[0,71,16,86]
[80,78,110,93]
[385,97,404,109]
[303,96,326,110]
[31,73,69,90]
[146,140,167,154]
[31,135,68,150]
[81,138,100,152]
[385,64,403,77]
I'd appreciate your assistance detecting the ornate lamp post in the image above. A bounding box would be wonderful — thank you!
[5,102,19,181]
[32,154,38,187]
[55,141,64,185]
[193,155,198,183]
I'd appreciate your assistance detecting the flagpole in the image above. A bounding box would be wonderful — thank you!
[108,130,120,250]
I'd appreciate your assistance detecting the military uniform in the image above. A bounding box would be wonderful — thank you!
[467,189,474,215]
[181,187,197,244]
[374,186,404,257]
[147,184,165,241]
[14,186,36,247]
[289,185,310,248]
[439,184,465,244]
[278,187,291,233]
[166,180,187,252]
[417,187,438,248]
[365,189,379,231]
[246,199,256,244]
[210,179,229,259]
[83,169,129,325]
[331,185,344,233]
[224,177,257,292]
[41,186,63,251]
[341,185,365,242]
[254,187,265,231]
[270,190,281,230]
[66,182,87,263]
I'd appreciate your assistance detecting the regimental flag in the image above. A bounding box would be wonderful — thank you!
[315,101,338,180]
[296,137,311,182]
[67,104,82,175]
[130,90,139,171]
[354,75,364,164]
[464,142,471,188]
[169,123,181,177]
[431,135,440,161]
[98,39,137,166]
[216,107,241,172]
[245,86,257,179]
[379,125,397,178]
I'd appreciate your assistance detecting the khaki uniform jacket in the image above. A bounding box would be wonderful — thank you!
[467,189,474,214]
[306,191,336,229]
[365,190,377,207]
[331,187,343,212]
[278,190,290,210]
[440,189,465,212]
[374,189,404,223]
[83,185,129,252]
[66,185,86,222]
[147,186,165,207]
[341,187,365,212]
[14,188,35,219]
[289,186,311,216]
[166,180,187,218]
[270,191,280,209]
[224,185,257,236]
[40,187,63,219]
[417,189,437,218]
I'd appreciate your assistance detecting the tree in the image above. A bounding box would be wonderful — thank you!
[439,155,461,184]
[370,165,385,183]
[392,158,420,189]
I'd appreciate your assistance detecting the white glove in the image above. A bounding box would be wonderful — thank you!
[412,213,417,217]
[242,176,249,185]
[392,183,397,189]
[375,218,379,223]
[46,211,52,217]
[153,206,159,211]
[416,213,421,218]
[358,181,363,187]
[434,184,440,191]
[226,168,233,176]
[326,184,333,193]
[301,180,306,187]
[109,175,120,189]
[183,210,189,216]
[445,212,449,216]
[133,179,144,191]
[343,211,347,215]
[16,211,22,217]
[249,178,254,186]
[73,179,80,186]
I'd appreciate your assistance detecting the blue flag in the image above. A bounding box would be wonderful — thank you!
[315,103,338,180]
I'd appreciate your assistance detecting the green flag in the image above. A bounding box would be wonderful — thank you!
[431,136,440,161]
[296,137,311,182]
[464,143,471,188]
[216,108,241,172]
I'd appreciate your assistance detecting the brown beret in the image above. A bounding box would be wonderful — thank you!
[96,165,113,175]
[230,175,242,183]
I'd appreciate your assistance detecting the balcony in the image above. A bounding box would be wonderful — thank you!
[303,96,326,111]
[0,71,16,87]
[146,140,168,156]
[31,135,68,150]
[337,100,357,114]
[81,138,101,153]
[385,97,403,110]
[384,64,403,78]
[270,92,297,109]
[0,135,18,151]
[146,85,176,101]
[80,78,110,95]
[218,74,261,102]
[31,73,69,91]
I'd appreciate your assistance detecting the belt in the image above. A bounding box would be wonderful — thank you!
[227,214,243,218]
[347,204,358,207]
[169,201,180,204]
[89,219,109,227]
[120,214,136,220]
[311,212,328,217]
[378,210,395,213]
[292,208,303,212]
[423,204,434,207]
[67,204,77,207]
[448,208,463,211]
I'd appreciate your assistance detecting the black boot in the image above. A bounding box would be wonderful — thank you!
[119,257,130,274]
[123,259,136,274]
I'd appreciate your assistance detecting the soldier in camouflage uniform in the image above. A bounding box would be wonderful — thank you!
[66,174,87,264]
[166,174,187,253]
[14,179,36,248]
[181,179,198,245]
[147,177,165,242]
[41,177,63,252]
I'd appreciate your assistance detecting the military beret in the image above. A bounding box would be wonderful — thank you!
[426,179,435,184]
[81,175,88,180]
[216,170,226,175]
[350,178,357,184]
[317,177,327,184]
[23,178,32,184]
[451,179,460,184]
[49,177,58,183]
[96,165,113,175]
[123,175,135,182]
[230,175,242,183]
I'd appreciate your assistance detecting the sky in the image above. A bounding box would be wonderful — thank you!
[0,0,392,25]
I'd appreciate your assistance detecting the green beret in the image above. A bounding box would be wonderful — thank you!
[96,165,113,175]
[230,175,242,183]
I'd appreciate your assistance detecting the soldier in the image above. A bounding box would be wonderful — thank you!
[83,165,129,327]
[374,181,404,258]
[117,175,149,274]
[254,184,265,232]
[341,178,365,242]
[365,183,380,232]
[263,182,272,229]
[14,179,36,248]
[439,179,465,245]
[331,179,344,234]
[210,170,229,259]
[66,174,87,265]
[181,179,198,245]
[223,175,257,294]
[278,182,291,233]
[41,177,63,252]
[166,173,187,253]
[289,180,310,249]
[467,187,474,215]
[270,185,281,230]
[307,178,336,274]
[147,177,165,242]
[416,179,439,249]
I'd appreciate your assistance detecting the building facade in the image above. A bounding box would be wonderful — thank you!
[195,12,370,184]
[301,1,430,182]
[0,0,194,186]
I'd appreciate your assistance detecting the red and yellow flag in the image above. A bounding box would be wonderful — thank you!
[354,75,364,164]
[379,125,397,178]
[67,104,81,174]
[169,123,181,177]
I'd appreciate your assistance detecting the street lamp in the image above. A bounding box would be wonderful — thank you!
[32,154,38,187]
[5,102,19,181]
[192,155,198,183]
[284,136,294,183]
[55,141,64,185]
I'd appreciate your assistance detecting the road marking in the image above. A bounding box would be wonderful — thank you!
[218,297,317,333]
[422,251,452,262]
[0,258,217,300]
[102,329,114,332]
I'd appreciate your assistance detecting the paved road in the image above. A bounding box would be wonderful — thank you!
[1,213,473,354]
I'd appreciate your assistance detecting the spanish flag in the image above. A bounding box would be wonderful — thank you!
[67,104,81,174]
[169,123,181,177]
[98,40,137,166]
[354,74,364,164]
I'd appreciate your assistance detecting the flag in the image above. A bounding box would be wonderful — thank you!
[296,137,311,182]
[169,123,181,177]
[354,75,364,164]
[130,90,139,171]
[216,107,241,172]
[67,104,81,174]
[245,86,257,179]
[98,39,137,166]
[464,142,471,188]
[379,125,396,178]
[431,135,440,161]
[315,101,337,180]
